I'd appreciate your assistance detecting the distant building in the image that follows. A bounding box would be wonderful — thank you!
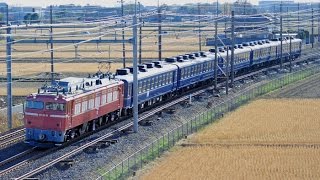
[0,2,8,23]
[10,6,42,24]
[258,0,314,13]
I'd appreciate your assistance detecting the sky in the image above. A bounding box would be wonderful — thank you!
[1,0,319,7]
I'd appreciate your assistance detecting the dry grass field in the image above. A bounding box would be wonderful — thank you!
[141,99,320,180]
[0,113,23,133]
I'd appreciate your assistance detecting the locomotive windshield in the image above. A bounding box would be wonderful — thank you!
[26,101,44,110]
[45,102,66,111]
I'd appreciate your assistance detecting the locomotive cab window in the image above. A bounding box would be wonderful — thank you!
[26,101,44,110]
[45,102,66,111]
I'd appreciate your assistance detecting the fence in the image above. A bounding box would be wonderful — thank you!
[96,63,320,180]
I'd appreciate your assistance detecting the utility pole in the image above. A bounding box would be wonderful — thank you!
[6,4,12,130]
[158,1,162,61]
[138,2,142,64]
[50,5,54,84]
[121,0,126,68]
[214,1,218,90]
[280,2,283,69]
[132,0,139,133]
[230,11,235,87]
[198,3,202,51]
[311,8,314,48]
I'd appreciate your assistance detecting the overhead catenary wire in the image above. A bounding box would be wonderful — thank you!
[0,3,318,87]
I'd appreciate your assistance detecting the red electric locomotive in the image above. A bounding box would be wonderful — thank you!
[24,75,124,147]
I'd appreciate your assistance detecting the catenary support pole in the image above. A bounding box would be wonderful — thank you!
[297,3,300,32]
[230,11,235,87]
[158,1,162,61]
[6,4,12,130]
[311,8,314,48]
[214,18,218,89]
[133,0,139,133]
[280,2,283,69]
[50,5,54,84]
[121,0,126,68]
[198,3,202,51]
[138,2,142,64]
[225,47,229,95]
[273,4,276,37]
[318,3,320,45]
[289,36,292,73]
[213,0,219,91]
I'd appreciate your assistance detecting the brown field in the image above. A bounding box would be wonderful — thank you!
[0,62,126,77]
[0,62,128,96]
[141,99,320,180]
[0,26,215,60]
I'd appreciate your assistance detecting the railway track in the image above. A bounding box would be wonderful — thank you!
[13,55,320,179]
[0,148,36,169]
[0,129,25,149]
[0,48,318,179]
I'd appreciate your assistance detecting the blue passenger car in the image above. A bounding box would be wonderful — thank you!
[115,62,178,109]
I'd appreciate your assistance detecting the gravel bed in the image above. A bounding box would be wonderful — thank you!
[2,58,319,179]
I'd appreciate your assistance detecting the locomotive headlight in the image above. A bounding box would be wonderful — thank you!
[39,134,46,140]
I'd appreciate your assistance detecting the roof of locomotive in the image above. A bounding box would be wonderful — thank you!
[28,75,123,100]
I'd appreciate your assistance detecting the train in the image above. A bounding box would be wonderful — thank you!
[24,37,302,147]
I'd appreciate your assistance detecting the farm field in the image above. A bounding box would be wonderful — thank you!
[0,26,217,61]
[140,99,320,180]
[0,62,126,77]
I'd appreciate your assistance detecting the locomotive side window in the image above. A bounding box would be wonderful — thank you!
[45,102,66,111]
[74,103,81,115]
[107,91,113,103]
[102,94,107,105]
[26,101,44,110]
[88,99,94,109]
[113,88,119,101]
[81,101,88,112]
[95,96,100,108]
